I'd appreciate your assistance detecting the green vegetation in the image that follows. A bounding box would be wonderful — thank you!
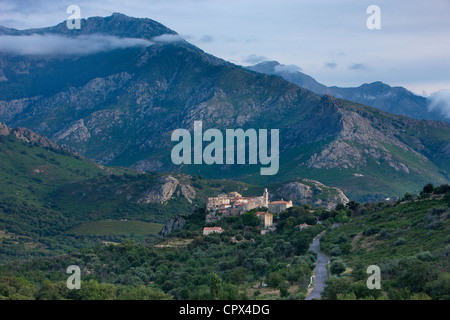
[67,221,163,240]
[0,204,325,300]
[320,184,450,300]
[0,128,448,300]
[0,130,353,261]
[0,183,448,300]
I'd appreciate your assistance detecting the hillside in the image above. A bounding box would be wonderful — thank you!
[0,14,449,202]
[0,123,347,261]
[320,186,449,300]
[0,183,447,300]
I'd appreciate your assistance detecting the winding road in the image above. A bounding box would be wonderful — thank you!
[306,232,329,300]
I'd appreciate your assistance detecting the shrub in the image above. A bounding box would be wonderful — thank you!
[329,245,342,257]
[416,251,433,262]
[330,259,346,275]
[378,229,392,240]
[394,238,406,246]
[363,226,379,236]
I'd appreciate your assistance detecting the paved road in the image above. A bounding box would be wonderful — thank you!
[306,232,329,300]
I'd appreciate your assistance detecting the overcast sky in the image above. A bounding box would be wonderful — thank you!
[0,0,449,95]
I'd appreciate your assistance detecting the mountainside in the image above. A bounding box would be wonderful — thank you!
[320,188,449,300]
[0,123,347,260]
[247,61,445,122]
[0,14,449,202]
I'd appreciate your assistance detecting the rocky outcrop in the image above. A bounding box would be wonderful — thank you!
[180,183,196,204]
[52,119,91,143]
[138,175,197,204]
[0,123,59,149]
[159,215,186,237]
[277,179,349,210]
[138,175,179,204]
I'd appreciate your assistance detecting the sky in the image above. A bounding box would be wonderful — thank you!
[0,0,449,96]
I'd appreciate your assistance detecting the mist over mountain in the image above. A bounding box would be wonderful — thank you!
[247,61,447,122]
[0,14,449,201]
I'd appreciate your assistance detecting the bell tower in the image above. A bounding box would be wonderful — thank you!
[263,188,269,207]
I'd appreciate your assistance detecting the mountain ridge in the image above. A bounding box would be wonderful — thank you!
[247,60,445,122]
[0,14,449,201]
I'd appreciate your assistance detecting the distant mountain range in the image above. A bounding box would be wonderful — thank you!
[247,61,445,122]
[0,13,449,201]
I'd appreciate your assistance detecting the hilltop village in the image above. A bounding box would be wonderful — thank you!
[203,189,296,235]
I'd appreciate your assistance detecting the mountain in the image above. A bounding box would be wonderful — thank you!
[0,14,449,202]
[0,122,347,260]
[247,61,445,122]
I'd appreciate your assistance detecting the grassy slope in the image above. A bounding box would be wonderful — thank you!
[0,133,192,260]
[322,197,449,264]
[320,193,449,299]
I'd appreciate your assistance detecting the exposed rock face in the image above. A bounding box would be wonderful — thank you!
[52,119,91,143]
[139,175,179,204]
[180,183,196,204]
[0,122,10,135]
[138,175,197,204]
[0,122,58,149]
[305,96,425,174]
[277,179,349,210]
[159,215,186,237]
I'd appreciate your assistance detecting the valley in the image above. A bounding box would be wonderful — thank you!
[0,12,448,301]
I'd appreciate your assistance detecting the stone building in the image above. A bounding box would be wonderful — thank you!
[268,199,293,214]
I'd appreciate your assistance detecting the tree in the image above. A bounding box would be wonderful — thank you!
[330,260,346,275]
[279,281,290,298]
[346,200,360,211]
[209,273,223,300]
[229,267,247,285]
[266,272,284,289]
[422,183,434,194]
[402,193,413,201]
[322,277,351,300]
[241,212,260,227]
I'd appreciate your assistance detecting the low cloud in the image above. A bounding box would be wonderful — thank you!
[243,54,267,64]
[427,89,450,119]
[0,33,180,56]
[199,35,214,43]
[348,63,368,71]
[274,64,302,73]
[324,62,337,69]
[151,34,183,43]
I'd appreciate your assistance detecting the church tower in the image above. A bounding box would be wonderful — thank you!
[263,188,269,207]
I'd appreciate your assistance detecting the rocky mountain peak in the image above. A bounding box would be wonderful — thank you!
[0,122,58,148]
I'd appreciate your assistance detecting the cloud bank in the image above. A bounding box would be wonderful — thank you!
[151,34,183,43]
[0,34,158,55]
[427,89,450,120]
